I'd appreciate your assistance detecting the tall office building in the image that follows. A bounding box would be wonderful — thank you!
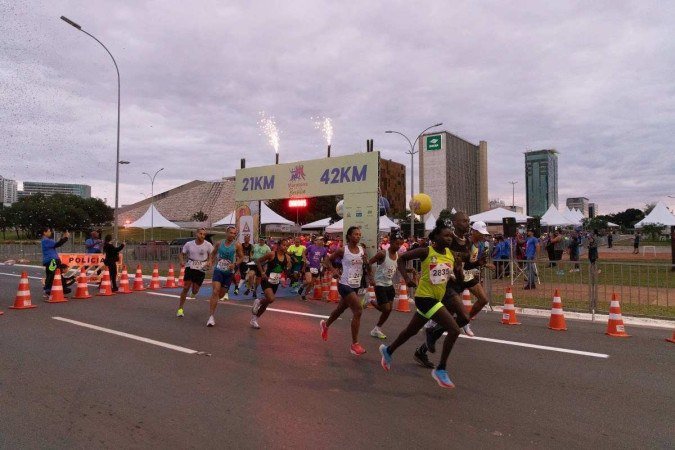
[20,182,91,199]
[379,159,406,215]
[525,149,558,217]
[567,197,590,217]
[588,202,597,218]
[419,131,488,218]
[0,176,18,205]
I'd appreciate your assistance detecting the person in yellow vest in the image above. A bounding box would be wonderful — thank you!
[378,219,463,389]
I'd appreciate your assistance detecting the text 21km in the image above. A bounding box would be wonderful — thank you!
[242,175,275,191]
[319,165,367,184]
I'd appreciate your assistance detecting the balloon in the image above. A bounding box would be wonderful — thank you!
[336,199,344,218]
[410,193,432,215]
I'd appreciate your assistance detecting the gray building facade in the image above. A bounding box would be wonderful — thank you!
[567,197,590,217]
[21,182,91,199]
[419,131,488,218]
[525,149,558,217]
[0,176,18,206]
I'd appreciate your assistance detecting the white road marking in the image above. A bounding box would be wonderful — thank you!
[52,316,200,354]
[457,334,609,358]
[0,272,41,280]
[146,291,332,319]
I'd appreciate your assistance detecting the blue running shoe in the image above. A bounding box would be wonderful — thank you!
[379,344,392,371]
[431,369,455,389]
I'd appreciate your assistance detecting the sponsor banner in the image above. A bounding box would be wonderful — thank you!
[235,152,379,201]
[238,215,254,244]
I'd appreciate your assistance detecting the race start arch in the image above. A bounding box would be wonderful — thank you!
[234,152,380,256]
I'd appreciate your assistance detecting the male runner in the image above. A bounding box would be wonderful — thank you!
[206,226,243,327]
[248,236,271,297]
[176,228,213,317]
[299,236,329,301]
[367,230,404,339]
[287,236,306,291]
[234,234,253,295]
[251,238,291,329]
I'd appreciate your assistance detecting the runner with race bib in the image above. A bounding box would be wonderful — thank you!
[299,235,329,301]
[251,238,291,329]
[176,228,213,318]
[206,226,243,327]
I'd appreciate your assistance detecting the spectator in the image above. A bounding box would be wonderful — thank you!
[41,227,71,298]
[568,231,580,272]
[607,231,613,248]
[633,231,640,254]
[85,230,103,254]
[103,235,125,292]
[552,230,565,275]
[524,228,539,290]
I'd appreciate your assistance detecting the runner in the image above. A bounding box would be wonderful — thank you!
[234,234,253,296]
[367,230,404,339]
[206,226,243,327]
[250,238,291,329]
[378,219,464,388]
[176,228,213,317]
[299,235,329,301]
[287,236,306,292]
[319,226,374,356]
[248,236,271,297]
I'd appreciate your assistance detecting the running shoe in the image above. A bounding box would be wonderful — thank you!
[189,291,197,299]
[301,295,307,301]
[244,289,250,295]
[206,316,215,327]
[431,369,455,388]
[425,327,436,354]
[350,343,366,356]
[370,327,387,339]
[220,292,229,301]
[252,298,262,315]
[176,308,184,318]
[379,344,392,371]
[414,348,434,368]
[233,287,239,296]
[250,316,260,329]
[462,323,475,337]
[320,319,328,341]
[298,286,304,295]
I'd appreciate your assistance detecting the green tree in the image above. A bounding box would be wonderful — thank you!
[641,223,665,240]
[610,208,644,229]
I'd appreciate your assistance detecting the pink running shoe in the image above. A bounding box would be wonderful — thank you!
[350,343,366,356]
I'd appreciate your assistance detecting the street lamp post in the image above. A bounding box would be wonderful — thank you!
[60,15,123,242]
[142,168,164,241]
[385,123,443,239]
[508,181,518,209]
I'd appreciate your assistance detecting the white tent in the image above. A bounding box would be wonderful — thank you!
[607,221,620,228]
[261,203,294,225]
[562,208,582,225]
[634,202,675,227]
[301,217,332,230]
[212,211,236,227]
[469,207,530,224]
[541,205,574,227]
[425,213,437,231]
[124,204,180,229]
[325,216,400,233]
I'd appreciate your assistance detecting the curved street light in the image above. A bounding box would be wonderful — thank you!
[142,168,164,241]
[61,15,123,241]
[385,123,443,238]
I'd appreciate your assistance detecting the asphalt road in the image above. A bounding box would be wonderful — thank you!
[1,265,673,449]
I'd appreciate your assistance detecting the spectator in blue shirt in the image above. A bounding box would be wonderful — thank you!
[41,227,70,297]
[524,229,540,290]
[85,231,102,254]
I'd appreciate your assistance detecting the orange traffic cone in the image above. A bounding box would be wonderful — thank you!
[97,268,114,296]
[461,289,472,316]
[164,264,177,288]
[73,267,92,299]
[133,264,146,291]
[666,330,675,343]
[118,266,132,294]
[312,282,323,301]
[606,292,630,337]
[149,264,161,290]
[328,278,339,302]
[501,286,520,325]
[46,269,68,303]
[9,271,36,309]
[321,274,331,301]
[548,289,567,331]
[177,264,185,287]
[395,284,411,312]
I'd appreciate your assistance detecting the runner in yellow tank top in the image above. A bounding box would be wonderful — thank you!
[378,219,465,389]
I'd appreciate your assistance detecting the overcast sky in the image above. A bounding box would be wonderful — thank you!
[1,0,673,214]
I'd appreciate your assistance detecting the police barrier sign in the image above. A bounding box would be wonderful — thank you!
[235,152,379,201]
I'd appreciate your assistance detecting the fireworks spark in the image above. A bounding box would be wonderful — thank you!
[313,116,333,145]
[258,112,280,154]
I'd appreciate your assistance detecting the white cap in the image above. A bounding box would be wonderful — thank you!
[471,221,490,235]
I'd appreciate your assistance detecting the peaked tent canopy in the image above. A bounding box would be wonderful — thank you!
[325,216,400,233]
[562,208,582,225]
[124,204,180,229]
[469,207,530,224]
[425,213,437,231]
[261,203,294,225]
[301,217,332,230]
[212,211,236,227]
[541,205,574,227]
[634,202,675,227]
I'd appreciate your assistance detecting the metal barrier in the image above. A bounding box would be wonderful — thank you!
[482,258,674,319]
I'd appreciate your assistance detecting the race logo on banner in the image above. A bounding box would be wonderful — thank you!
[239,215,254,243]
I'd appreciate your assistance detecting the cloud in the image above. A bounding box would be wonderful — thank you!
[0,0,673,214]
